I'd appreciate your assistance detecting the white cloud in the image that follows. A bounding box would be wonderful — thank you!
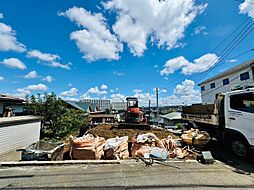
[193,25,208,35]
[181,53,218,75]
[239,0,254,19]
[16,83,48,97]
[80,93,91,99]
[60,87,78,97]
[0,13,3,19]
[0,22,26,52]
[227,59,237,63]
[113,71,124,76]
[101,84,108,90]
[105,0,207,56]
[160,56,189,75]
[42,75,54,83]
[24,83,48,91]
[27,49,71,70]
[133,89,143,94]
[50,61,71,70]
[24,71,38,79]
[160,53,218,76]
[59,7,123,61]
[0,58,26,70]
[0,76,4,80]
[110,93,126,102]
[87,86,107,95]
[27,50,59,62]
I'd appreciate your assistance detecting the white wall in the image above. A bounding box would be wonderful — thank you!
[200,67,254,104]
[0,121,41,155]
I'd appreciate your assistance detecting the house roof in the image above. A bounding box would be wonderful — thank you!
[64,100,100,112]
[160,112,182,120]
[65,101,86,111]
[0,94,24,103]
[198,59,254,86]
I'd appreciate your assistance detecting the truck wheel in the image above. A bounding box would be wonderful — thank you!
[227,135,251,160]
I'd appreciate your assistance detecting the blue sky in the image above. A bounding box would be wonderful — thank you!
[0,0,253,106]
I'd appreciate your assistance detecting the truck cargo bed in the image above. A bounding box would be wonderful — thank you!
[182,104,219,126]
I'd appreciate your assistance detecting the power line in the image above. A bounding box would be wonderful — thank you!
[167,22,254,104]
[159,17,252,90]
[192,19,254,84]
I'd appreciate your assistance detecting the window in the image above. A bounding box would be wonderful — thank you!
[223,78,229,85]
[210,83,215,89]
[230,92,254,113]
[201,86,205,91]
[240,72,249,81]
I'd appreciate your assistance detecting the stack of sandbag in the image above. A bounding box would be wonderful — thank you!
[131,133,165,158]
[104,136,129,160]
[69,133,105,160]
[181,128,211,147]
[132,133,185,160]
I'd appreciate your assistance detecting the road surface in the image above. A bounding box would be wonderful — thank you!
[0,161,253,189]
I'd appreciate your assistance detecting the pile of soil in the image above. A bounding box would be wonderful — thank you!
[89,124,179,141]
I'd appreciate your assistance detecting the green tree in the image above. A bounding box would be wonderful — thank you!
[26,93,87,140]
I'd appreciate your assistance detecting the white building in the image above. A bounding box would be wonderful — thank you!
[111,101,127,111]
[198,59,254,104]
[81,99,111,111]
[0,116,41,155]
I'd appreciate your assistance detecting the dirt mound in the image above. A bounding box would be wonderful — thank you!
[89,124,179,141]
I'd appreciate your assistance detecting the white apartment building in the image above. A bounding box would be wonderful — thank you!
[198,59,254,104]
[111,101,127,111]
[81,99,111,111]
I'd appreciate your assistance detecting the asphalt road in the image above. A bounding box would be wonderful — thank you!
[0,161,253,190]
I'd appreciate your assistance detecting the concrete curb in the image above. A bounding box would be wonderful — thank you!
[0,160,121,166]
[0,159,199,167]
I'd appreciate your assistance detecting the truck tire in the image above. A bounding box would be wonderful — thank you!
[226,134,251,161]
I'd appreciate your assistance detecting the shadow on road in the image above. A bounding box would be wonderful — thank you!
[207,139,254,174]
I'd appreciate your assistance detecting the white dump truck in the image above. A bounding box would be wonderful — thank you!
[182,87,254,160]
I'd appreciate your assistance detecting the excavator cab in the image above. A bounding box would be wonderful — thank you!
[126,97,140,123]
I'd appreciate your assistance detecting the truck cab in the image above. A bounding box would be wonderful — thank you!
[222,88,254,158]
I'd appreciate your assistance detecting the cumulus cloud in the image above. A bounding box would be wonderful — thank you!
[0,76,4,80]
[60,87,78,97]
[0,58,26,70]
[24,71,38,79]
[110,93,126,102]
[105,0,207,56]
[239,0,254,19]
[160,53,218,76]
[50,62,71,70]
[27,49,71,70]
[87,86,107,95]
[59,7,123,61]
[0,21,26,52]
[0,13,3,19]
[27,50,59,62]
[16,83,48,97]
[80,93,91,99]
[101,84,108,90]
[42,75,54,83]
[113,71,124,76]
[193,25,208,35]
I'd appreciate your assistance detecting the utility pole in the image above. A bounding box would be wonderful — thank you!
[156,87,159,116]
[148,99,151,123]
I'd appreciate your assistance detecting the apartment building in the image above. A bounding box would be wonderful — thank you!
[198,59,254,104]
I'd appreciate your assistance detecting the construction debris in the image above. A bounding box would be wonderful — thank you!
[89,124,179,140]
[104,136,129,160]
[69,133,105,160]
[17,141,64,161]
[181,128,211,147]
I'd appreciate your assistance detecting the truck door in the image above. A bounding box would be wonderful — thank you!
[227,92,254,146]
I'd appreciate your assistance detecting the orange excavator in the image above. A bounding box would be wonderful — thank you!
[119,97,150,129]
